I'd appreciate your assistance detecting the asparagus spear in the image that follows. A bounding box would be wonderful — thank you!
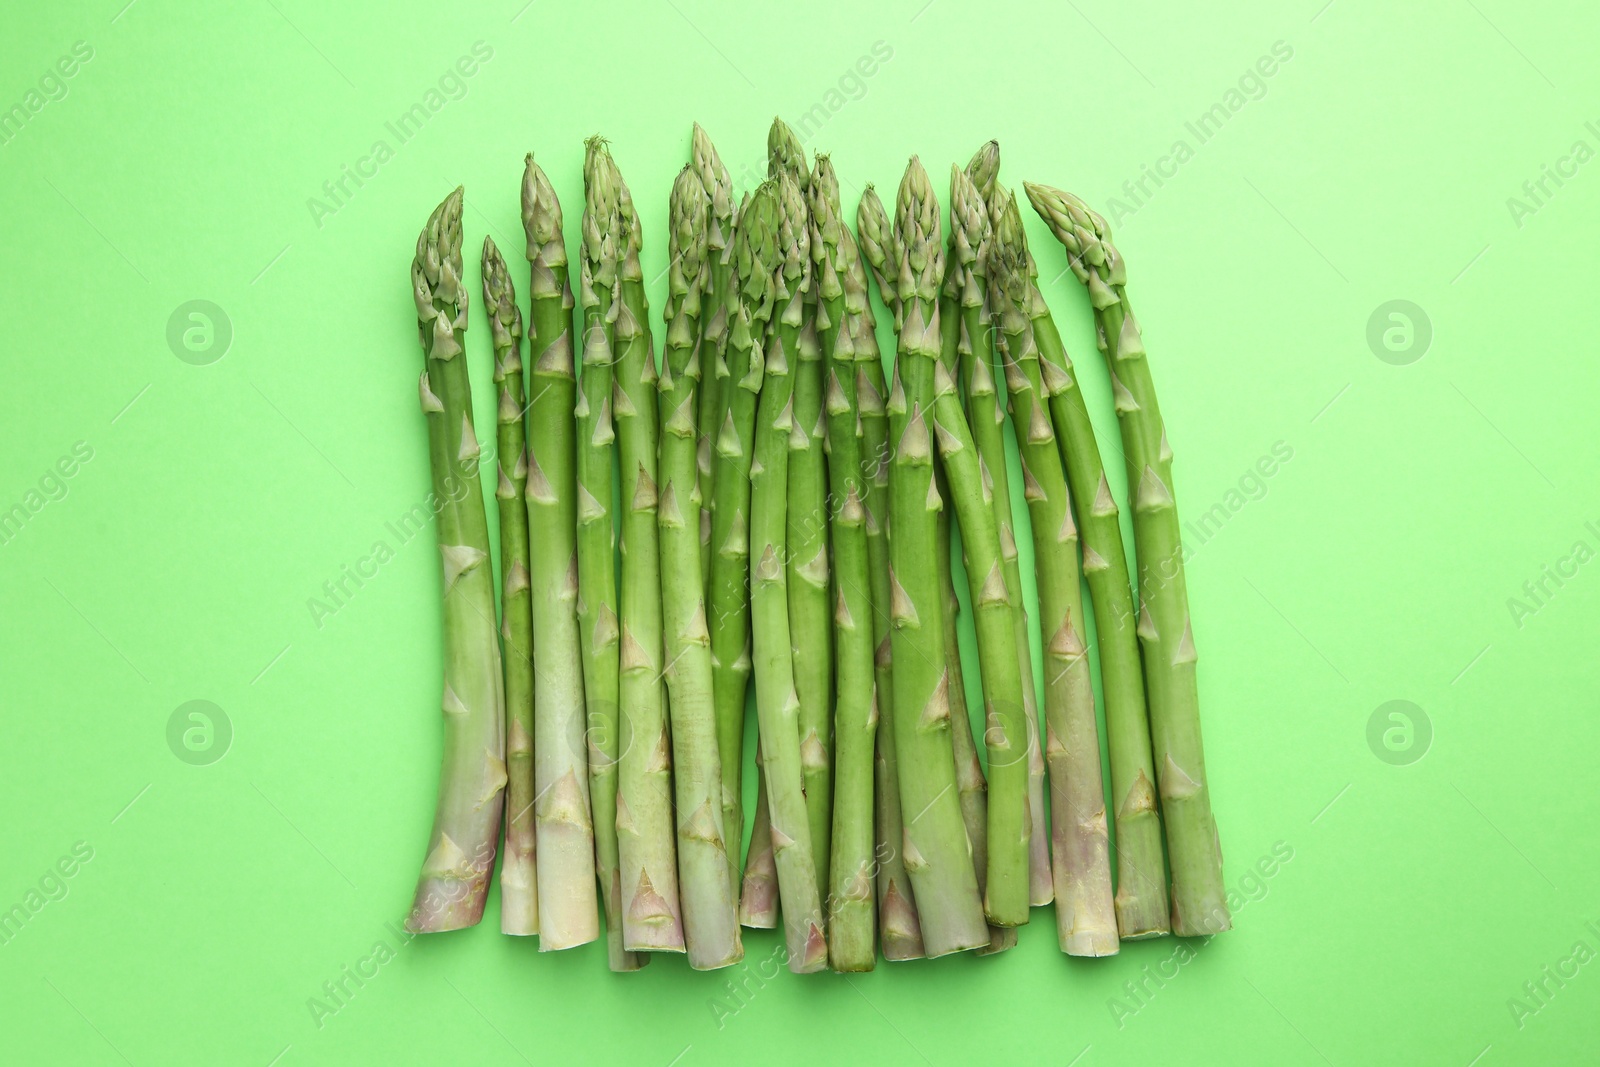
[738,756,779,928]
[851,221,925,962]
[885,159,989,957]
[657,166,743,968]
[749,176,829,972]
[954,159,1045,935]
[769,120,834,899]
[932,184,1015,956]
[576,144,645,970]
[406,188,507,932]
[990,191,1118,956]
[1024,182,1230,937]
[935,165,1034,929]
[1001,186,1170,940]
[480,237,538,937]
[693,125,734,585]
[518,159,602,950]
[606,148,686,953]
[713,189,781,906]
[966,149,1055,909]
[810,157,875,971]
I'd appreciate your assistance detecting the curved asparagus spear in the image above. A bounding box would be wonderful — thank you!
[1025,181,1230,937]
[770,120,833,899]
[749,176,828,972]
[658,167,743,968]
[519,159,602,950]
[991,192,1118,956]
[852,225,925,962]
[577,145,644,970]
[693,125,735,584]
[886,159,988,957]
[406,188,507,932]
[480,237,538,937]
[708,187,769,899]
[608,149,686,953]
[811,157,875,971]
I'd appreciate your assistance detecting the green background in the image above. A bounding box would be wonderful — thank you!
[3,0,1596,1063]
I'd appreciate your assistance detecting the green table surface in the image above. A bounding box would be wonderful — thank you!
[4,1,1597,1063]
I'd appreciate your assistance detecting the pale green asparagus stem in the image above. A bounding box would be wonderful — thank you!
[577,145,644,971]
[991,192,1117,956]
[738,755,778,928]
[852,234,925,962]
[885,159,988,957]
[749,177,828,972]
[769,120,833,898]
[407,188,507,933]
[519,158,602,950]
[693,125,734,585]
[708,186,768,899]
[812,157,875,971]
[1024,181,1229,937]
[660,167,742,969]
[608,148,685,953]
[481,237,538,937]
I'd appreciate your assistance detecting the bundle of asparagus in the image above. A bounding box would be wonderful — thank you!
[401,125,1229,969]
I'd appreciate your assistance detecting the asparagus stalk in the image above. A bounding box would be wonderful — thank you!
[851,224,925,962]
[1004,186,1170,940]
[518,159,603,950]
[990,191,1118,956]
[406,188,507,932]
[1024,182,1230,937]
[708,185,769,900]
[749,176,828,972]
[935,165,1033,929]
[576,145,644,970]
[963,142,1051,907]
[658,167,743,968]
[933,193,1014,956]
[607,148,686,953]
[738,756,779,928]
[693,125,734,585]
[769,120,834,898]
[480,237,538,937]
[885,159,989,957]
[955,158,1047,931]
[810,157,875,971]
